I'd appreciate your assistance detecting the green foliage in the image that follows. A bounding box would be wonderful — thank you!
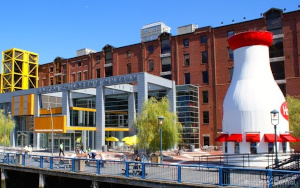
[134,97,182,153]
[0,110,15,146]
[286,95,300,139]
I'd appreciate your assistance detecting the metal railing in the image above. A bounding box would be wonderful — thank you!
[0,152,299,187]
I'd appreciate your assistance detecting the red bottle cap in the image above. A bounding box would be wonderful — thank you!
[228,31,273,50]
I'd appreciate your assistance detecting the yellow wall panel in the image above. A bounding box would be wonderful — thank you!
[34,116,66,133]
[40,107,62,115]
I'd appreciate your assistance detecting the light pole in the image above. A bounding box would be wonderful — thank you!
[158,116,164,163]
[4,111,11,154]
[48,105,54,157]
[271,109,279,166]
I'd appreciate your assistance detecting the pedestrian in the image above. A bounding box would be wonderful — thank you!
[59,143,65,156]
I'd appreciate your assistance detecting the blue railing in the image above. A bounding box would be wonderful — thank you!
[0,152,299,187]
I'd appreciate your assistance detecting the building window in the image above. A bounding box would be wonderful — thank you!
[105,66,113,77]
[234,142,240,154]
[50,77,53,85]
[203,136,210,146]
[105,46,113,64]
[282,142,286,153]
[96,55,100,60]
[201,36,207,44]
[127,63,132,74]
[148,60,154,71]
[270,61,285,80]
[228,47,233,60]
[250,142,257,154]
[161,57,171,72]
[96,68,100,78]
[202,51,208,63]
[184,54,190,66]
[161,74,172,80]
[268,143,274,154]
[202,91,208,103]
[77,72,81,81]
[183,39,189,47]
[62,64,66,70]
[127,50,131,58]
[224,142,228,153]
[228,31,234,38]
[184,73,190,84]
[202,71,208,84]
[266,10,282,35]
[269,38,283,58]
[63,75,66,83]
[229,67,234,81]
[50,66,53,73]
[148,45,154,54]
[203,111,209,124]
[78,60,82,67]
[161,35,170,54]
[55,75,61,84]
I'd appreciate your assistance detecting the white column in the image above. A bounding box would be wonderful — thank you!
[95,85,105,151]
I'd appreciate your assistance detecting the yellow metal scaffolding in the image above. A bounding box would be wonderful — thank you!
[1,48,39,93]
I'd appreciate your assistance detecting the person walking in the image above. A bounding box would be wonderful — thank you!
[59,143,65,156]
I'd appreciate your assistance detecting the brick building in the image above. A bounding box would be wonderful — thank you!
[38,8,300,147]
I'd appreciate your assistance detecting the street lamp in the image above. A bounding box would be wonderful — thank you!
[270,109,279,166]
[158,116,164,163]
[4,111,11,154]
[48,105,54,157]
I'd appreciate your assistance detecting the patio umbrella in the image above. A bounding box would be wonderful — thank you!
[124,135,137,146]
[106,136,119,142]
[122,136,132,142]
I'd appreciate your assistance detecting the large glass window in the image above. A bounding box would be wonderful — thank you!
[105,46,113,64]
[269,38,283,58]
[270,61,285,80]
[266,10,282,35]
[161,36,170,54]
[105,66,113,77]
[161,57,171,72]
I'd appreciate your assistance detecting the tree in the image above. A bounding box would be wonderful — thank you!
[134,97,182,153]
[0,110,15,147]
[286,95,300,139]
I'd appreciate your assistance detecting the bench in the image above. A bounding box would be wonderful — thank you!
[86,160,105,168]
[54,159,72,169]
[122,163,142,176]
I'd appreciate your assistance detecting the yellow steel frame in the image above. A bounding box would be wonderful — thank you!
[1,48,38,93]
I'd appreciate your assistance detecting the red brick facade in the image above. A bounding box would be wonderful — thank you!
[38,8,300,147]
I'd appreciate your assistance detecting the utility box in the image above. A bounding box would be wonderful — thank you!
[177,24,198,35]
[151,156,161,164]
[16,154,23,165]
[74,159,85,172]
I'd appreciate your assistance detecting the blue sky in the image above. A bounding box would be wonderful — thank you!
[0,0,299,65]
